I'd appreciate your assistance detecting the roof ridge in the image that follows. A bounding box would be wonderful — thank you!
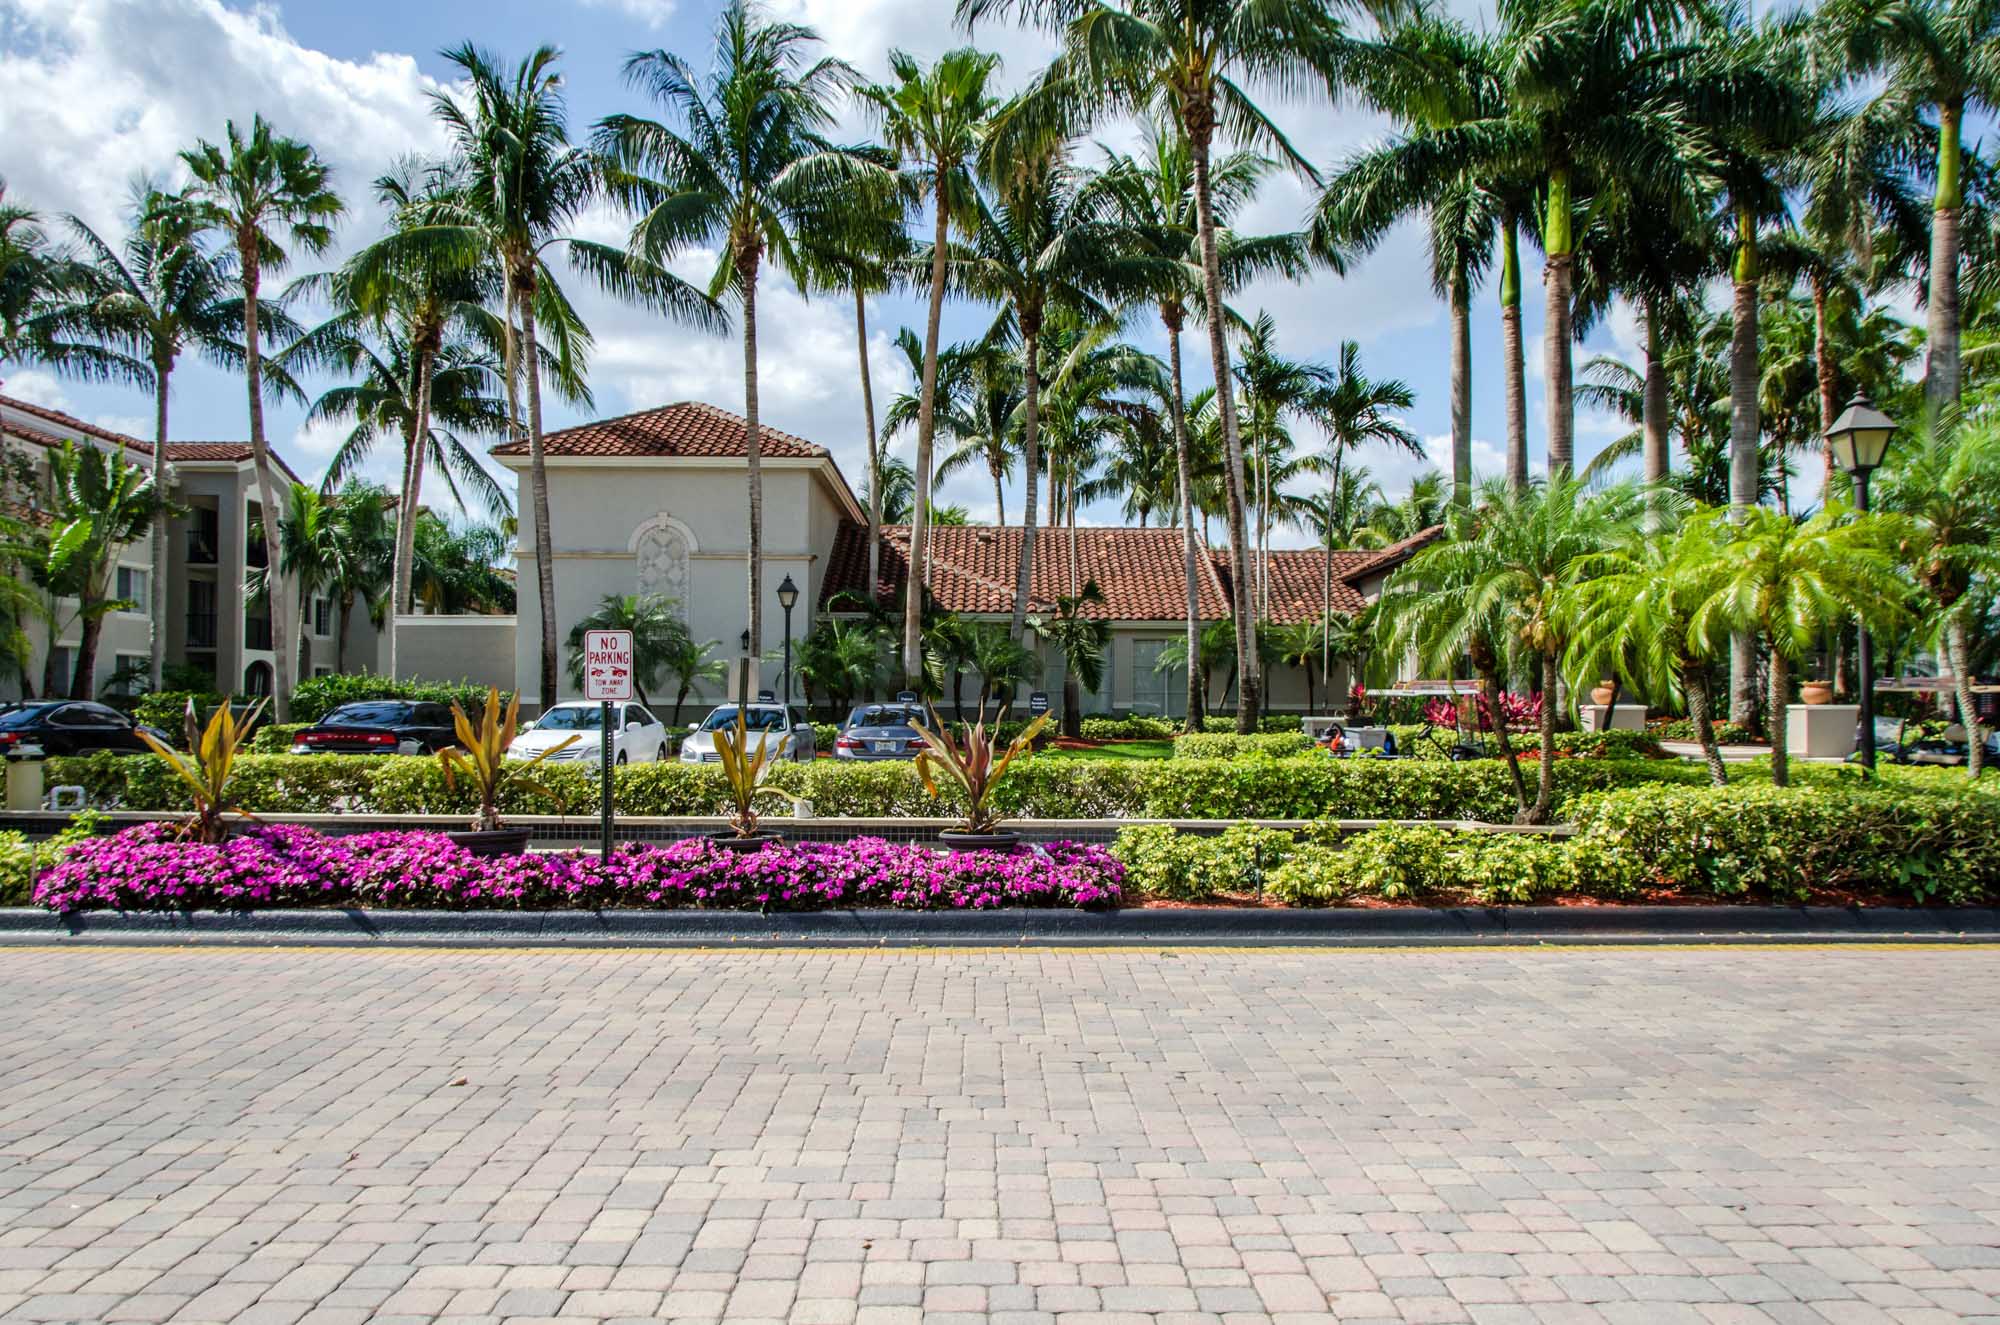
[0,394,153,454]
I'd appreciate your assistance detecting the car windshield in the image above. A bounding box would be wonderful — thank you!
[701,707,787,733]
[848,706,919,729]
[324,703,412,726]
[534,707,604,731]
[0,705,57,729]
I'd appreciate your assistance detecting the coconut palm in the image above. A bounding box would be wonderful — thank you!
[1093,120,1310,728]
[939,340,1026,524]
[1694,503,1908,786]
[1369,471,1451,543]
[1233,312,1333,619]
[564,594,698,710]
[320,483,395,673]
[1299,466,1389,552]
[1560,510,1735,785]
[170,114,343,721]
[1876,416,2000,777]
[962,0,1380,731]
[860,48,1002,684]
[409,514,516,616]
[41,442,180,699]
[428,44,714,710]
[0,179,70,369]
[594,6,858,686]
[1377,477,1641,822]
[1031,579,1110,739]
[28,185,247,689]
[866,454,919,526]
[1821,0,2000,407]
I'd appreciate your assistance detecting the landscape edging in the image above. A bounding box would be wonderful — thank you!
[3,904,1997,947]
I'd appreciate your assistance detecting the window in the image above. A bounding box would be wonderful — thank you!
[312,597,332,637]
[49,646,75,691]
[51,704,118,728]
[115,567,150,614]
[625,705,657,728]
[107,653,149,697]
[1130,639,1186,719]
[314,666,333,678]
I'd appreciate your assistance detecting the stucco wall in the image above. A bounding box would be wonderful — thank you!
[395,615,517,693]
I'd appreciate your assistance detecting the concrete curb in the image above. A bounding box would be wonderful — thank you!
[3,905,1998,948]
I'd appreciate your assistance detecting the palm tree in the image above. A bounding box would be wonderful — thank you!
[1039,323,1167,592]
[431,44,711,710]
[1877,416,2000,777]
[1232,312,1332,619]
[42,442,180,699]
[962,0,1372,731]
[936,340,1025,523]
[1694,503,1908,786]
[564,594,696,710]
[0,179,70,369]
[661,630,729,724]
[254,483,342,678]
[28,185,245,689]
[321,483,395,673]
[171,114,343,722]
[861,48,1001,685]
[1377,478,1640,822]
[1271,617,1328,715]
[1560,510,1735,784]
[1300,465,1389,551]
[1822,0,2000,407]
[1369,470,1451,543]
[1094,121,1309,729]
[970,623,1039,720]
[796,618,881,719]
[1031,579,1110,739]
[866,454,919,526]
[598,5,868,689]
[1306,341,1418,683]
[409,514,516,616]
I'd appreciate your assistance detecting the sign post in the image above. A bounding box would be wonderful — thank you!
[582,629,634,863]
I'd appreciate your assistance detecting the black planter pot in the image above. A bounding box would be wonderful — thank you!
[938,829,1021,852]
[447,827,534,858]
[710,830,783,853]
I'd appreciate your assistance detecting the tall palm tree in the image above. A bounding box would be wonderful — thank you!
[1694,503,1908,786]
[42,442,180,699]
[1877,416,2000,777]
[598,3,867,683]
[409,513,516,616]
[28,186,246,689]
[171,115,343,722]
[0,179,70,370]
[1031,579,1110,738]
[1093,121,1307,729]
[430,44,709,709]
[1232,312,1332,620]
[254,482,342,679]
[320,482,395,673]
[962,0,1375,731]
[860,48,1001,685]
[1823,0,2000,408]
[938,339,1026,524]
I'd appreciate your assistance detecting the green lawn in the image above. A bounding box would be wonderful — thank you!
[1032,739,1177,762]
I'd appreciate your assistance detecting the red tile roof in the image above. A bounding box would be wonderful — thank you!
[0,396,153,455]
[165,442,304,485]
[821,524,1437,623]
[492,401,828,460]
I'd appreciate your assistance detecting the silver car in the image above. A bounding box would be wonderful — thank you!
[832,704,926,761]
[678,704,817,764]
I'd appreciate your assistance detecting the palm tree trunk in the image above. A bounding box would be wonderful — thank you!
[1682,664,1728,787]
[1810,274,1839,501]
[1449,268,1471,505]
[148,359,171,690]
[990,459,1005,527]
[1500,213,1528,493]
[1009,315,1042,641]
[1477,658,1531,818]
[1947,613,1984,778]
[739,251,765,679]
[1166,316,1203,731]
[337,593,352,674]
[1066,480,1078,597]
[1529,650,1558,823]
[1543,169,1576,482]
[73,583,106,700]
[1767,644,1790,787]
[516,268,560,712]
[855,287,883,606]
[1728,207,1761,728]
[390,340,434,677]
[1926,102,1963,409]
[240,242,292,723]
[1187,120,1260,732]
[1255,438,1269,620]
[908,178,951,684]
[1642,296,1670,486]
[1320,449,1342,701]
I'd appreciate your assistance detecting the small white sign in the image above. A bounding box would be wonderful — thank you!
[583,628,634,701]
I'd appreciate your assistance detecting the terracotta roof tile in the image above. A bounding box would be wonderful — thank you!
[0,396,152,455]
[492,401,827,460]
[164,442,304,485]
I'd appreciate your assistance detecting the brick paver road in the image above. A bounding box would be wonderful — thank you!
[2,948,1997,1325]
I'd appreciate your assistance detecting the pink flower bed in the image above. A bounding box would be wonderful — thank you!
[35,824,1124,914]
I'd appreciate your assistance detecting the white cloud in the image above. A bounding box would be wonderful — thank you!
[0,370,71,411]
[577,0,677,30]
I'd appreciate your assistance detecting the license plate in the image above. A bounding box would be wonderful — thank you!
[872,740,897,753]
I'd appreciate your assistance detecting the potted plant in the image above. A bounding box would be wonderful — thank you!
[1589,679,1617,706]
[437,688,577,856]
[136,697,266,843]
[910,707,1050,850]
[711,707,804,851]
[1799,679,1835,705]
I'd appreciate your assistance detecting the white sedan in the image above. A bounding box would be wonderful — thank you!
[508,701,672,765]
[679,704,817,764]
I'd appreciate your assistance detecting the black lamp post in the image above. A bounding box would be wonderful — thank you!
[776,574,800,704]
[1826,392,1898,773]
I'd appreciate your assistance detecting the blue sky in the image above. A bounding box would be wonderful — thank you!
[0,0,1934,545]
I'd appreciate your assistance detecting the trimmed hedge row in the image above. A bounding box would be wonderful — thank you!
[1113,781,2000,906]
[1173,732,1314,759]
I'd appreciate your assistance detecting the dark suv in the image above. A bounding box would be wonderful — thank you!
[289,702,461,756]
[0,701,157,756]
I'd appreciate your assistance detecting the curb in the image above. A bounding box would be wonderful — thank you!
[4,905,1999,948]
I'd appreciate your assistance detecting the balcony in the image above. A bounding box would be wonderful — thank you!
[245,615,273,651]
[186,612,217,650]
[186,512,220,566]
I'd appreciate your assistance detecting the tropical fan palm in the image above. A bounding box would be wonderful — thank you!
[563,594,698,711]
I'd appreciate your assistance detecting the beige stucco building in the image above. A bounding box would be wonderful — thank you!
[496,401,1430,717]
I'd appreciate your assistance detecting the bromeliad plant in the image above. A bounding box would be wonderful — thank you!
[713,707,805,838]
[137,698,267,843]
[438,688,578,831]
[909,707,1050,835]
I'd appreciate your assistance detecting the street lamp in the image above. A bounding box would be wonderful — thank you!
[1826,392,1898,773]
[776,574,800,704]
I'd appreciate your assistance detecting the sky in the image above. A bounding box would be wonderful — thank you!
[0,0,1934,549]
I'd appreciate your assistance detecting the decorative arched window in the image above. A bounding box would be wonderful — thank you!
[629,513,697,622]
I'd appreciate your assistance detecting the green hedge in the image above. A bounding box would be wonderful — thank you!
[1201,715,1303,734]
[1079,715,1177,741]
[133,690,244,733]
[1383,726,1665,760]
[249,723,314,754]
[0,812,105,905]
[1173,732,1313,759]
[287,675,511,724]
[1648,717,1760,744]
